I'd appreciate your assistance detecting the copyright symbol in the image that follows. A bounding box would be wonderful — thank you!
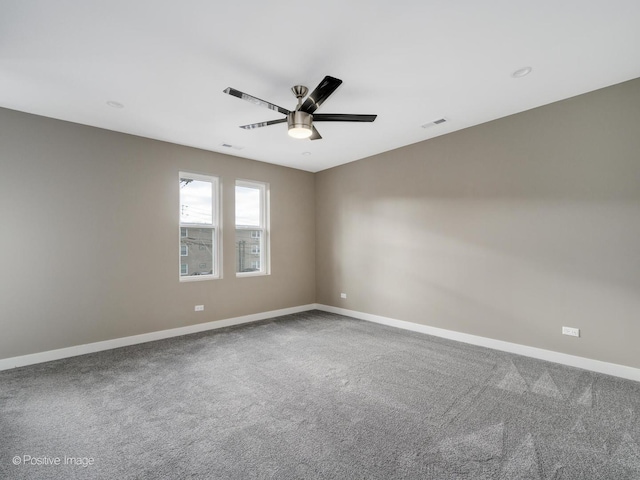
[12,456,21,465]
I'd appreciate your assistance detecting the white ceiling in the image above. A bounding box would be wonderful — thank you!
[1,1,639,172]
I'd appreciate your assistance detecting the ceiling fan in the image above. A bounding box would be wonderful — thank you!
[223,76,376,140]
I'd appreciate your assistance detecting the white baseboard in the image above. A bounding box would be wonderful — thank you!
[0,304,317,371]
[4,303,639,383]
[315,304,640,383]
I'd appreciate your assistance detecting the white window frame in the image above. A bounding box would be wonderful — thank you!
[251,245,260,255]
[181,263,188,276]
[236,179,269,277]
[180,245,188,257]
[179,172,221,282]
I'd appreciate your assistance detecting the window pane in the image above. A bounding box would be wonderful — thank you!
[180,178,212,224]
[235,186,261,227]
[180,228,214,276]
[236,228,262,272]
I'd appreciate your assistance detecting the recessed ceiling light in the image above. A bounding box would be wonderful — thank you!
[512,67,532,78]
[302,151,311,156]
[106,100,124,109]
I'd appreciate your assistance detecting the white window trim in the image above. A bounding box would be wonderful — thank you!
[180,245,188,257]
[236,179,270,277]
[179,172,222,282]
[181,263,188,276]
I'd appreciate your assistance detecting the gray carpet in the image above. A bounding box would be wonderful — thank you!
[1,310,640,479]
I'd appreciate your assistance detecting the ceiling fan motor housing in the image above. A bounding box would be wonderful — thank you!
[287,111,313,138]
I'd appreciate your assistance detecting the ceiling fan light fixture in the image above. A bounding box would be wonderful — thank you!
[287,111,313,139]
[288,126,312,139]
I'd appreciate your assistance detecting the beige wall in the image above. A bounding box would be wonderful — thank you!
[316,78,640,369]
[2,78,639,369]
[0,108,316,359]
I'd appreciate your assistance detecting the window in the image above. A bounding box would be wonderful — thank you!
[179,172,220,280]
[236,180,269,275]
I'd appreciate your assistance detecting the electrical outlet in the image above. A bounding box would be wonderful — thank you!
[340,293,347,299]
[194,305,204,312]
[562,326,579,337]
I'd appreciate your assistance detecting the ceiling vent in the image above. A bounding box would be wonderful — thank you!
[220,143,244,150]
[421,118,448,129]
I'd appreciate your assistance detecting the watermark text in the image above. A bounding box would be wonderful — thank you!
[12,455,95,468]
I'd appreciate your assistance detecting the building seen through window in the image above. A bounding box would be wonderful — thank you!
[237,230,261,272]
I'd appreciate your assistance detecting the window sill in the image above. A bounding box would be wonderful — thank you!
[179,275,220,282]
[236,271,270,278]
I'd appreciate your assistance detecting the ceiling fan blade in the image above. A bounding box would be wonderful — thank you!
[309,126,322,140]
[239,118,287,130]
[224,87,290,115]
[300,76,343,114]
[313,114,377,122]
